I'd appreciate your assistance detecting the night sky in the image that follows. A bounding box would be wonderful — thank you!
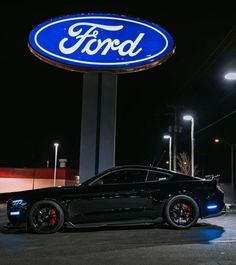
[1,1,236,182]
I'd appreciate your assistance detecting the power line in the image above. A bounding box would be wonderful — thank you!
[196,110,236,134]
[177,25,236,95]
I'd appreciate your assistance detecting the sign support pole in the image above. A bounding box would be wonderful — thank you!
[79,72,117,182]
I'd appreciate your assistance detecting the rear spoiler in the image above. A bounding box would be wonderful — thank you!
[203,174,220,183]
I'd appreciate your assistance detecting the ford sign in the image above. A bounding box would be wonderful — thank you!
[28,14,175,73]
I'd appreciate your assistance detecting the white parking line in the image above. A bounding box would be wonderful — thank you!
[212,239,236,243]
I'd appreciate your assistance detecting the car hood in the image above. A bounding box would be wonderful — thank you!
[0,186,80,202]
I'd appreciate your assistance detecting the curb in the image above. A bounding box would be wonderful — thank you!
[225,203,236,213]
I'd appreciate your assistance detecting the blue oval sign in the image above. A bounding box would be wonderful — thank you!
[28,14,175,73]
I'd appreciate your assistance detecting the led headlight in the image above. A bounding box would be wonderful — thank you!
[10,211,20,216]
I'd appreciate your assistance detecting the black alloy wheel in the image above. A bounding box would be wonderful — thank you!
[164,195,199,229]
[28,200,64,234]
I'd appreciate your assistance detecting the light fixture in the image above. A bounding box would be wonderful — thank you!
[53,142,59,187]
[224,72,236,80]
[183,115,195,176]
[163,134,172,170]
[183,115,193,121]
[10,211,20,216]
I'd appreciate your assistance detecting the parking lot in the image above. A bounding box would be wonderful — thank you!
[0,204,236,265]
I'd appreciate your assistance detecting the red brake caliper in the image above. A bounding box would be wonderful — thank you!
[50,209,57,225]
[182,204,191,217]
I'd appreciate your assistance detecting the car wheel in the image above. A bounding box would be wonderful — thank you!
[164,195,199,229]
[28,200,64,234]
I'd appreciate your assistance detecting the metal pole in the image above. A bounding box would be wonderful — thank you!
[53,143,59,187]
[79,73,117,182]
[169,137,172,171]
[98,73,117,172]
[173,111,177,171]
[231,144,234,203]
[191,118,194,176]
[173,131,176,171]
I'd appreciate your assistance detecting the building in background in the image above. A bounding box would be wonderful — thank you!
[0,167,79,193]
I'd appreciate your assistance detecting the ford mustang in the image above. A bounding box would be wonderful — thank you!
[2,165,225,233]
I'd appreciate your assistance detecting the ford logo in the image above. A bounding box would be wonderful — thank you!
[28,14,175,73]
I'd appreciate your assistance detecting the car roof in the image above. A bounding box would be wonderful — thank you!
[82,165,175,185]
[105,165,173,173]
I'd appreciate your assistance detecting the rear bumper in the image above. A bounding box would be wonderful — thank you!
[202,203,226,219]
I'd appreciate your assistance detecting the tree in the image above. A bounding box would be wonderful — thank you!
[177,152,191,175]
[177,152,200,176]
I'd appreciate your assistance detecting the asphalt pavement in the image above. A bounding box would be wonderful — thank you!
[0,204,236,265]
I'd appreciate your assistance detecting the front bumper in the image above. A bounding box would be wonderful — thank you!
[7,200,28,226]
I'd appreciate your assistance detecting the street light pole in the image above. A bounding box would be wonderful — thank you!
[53,143,59,187]
[163,135,172,171]
[183,115,194,176]
[224,71,236,202]
[214,138,234,203]
[191,117,194,177]
[231,144,234,202]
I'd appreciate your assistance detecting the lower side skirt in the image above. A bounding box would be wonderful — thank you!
[65,217,163,229]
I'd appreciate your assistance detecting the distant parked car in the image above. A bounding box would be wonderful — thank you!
[4,165,225,233]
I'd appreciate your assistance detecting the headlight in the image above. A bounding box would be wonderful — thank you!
[10,211,20,216]
[9,199,27,216]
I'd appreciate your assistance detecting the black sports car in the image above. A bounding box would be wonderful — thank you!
[4,165,225,234]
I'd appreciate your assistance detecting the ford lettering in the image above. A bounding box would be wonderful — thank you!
[28,14,175,73]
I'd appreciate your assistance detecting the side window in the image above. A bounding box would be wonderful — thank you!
[96,169,147,185]
[146,171,171,182]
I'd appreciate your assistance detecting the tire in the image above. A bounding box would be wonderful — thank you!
[164,195,199,229]
[28,200,65,234]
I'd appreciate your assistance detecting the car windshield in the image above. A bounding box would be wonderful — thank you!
[81,170,109,186]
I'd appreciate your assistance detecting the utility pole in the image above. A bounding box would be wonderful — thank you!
[173,109,177,171]
[167,105,183,171]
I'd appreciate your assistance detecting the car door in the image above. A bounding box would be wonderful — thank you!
[69,169,148,223]
[143,170,173,219]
